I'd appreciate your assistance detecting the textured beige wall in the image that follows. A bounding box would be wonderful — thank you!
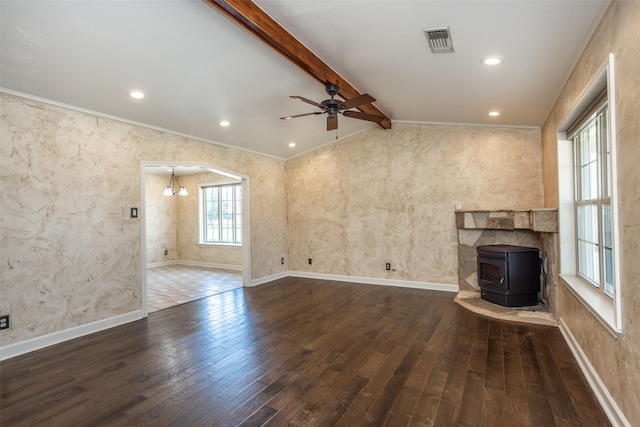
[541,0,640,422]
[0,93,287,345]
[144,171,243,266]
[175,172,242,267]
[145,173,178,264]
[286,123,543,285]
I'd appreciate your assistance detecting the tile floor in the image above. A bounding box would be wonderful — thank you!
[146,264,243,312]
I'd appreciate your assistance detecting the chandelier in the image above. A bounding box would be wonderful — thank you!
[163,167,188,196]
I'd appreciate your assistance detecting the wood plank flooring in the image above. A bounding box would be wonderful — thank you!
[0,277,610,426]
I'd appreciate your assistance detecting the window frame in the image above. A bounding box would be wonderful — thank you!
[556,53,622,335]
[199,182,242,246]
[571,103,613,298]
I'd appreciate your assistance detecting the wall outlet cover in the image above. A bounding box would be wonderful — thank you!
[0,315,9,330]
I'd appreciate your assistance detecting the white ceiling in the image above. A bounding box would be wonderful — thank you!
[1,0,609,159]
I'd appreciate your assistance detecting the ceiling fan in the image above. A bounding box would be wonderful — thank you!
[280,83,384,131]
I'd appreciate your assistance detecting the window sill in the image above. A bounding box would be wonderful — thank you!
[559,274,621,337]
[198,242,242,248]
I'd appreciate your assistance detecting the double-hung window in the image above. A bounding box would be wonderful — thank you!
[570,93,614,298]
[558,55,620,334]
[201,183,242,244]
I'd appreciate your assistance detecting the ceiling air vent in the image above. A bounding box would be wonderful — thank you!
[424,26,454,53]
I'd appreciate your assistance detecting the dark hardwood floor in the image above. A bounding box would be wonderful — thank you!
[0,277,610,426]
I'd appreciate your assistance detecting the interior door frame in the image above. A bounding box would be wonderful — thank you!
[139,161,251,316]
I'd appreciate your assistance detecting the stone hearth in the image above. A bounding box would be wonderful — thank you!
[456,209,559,314]
[454,290,556,327]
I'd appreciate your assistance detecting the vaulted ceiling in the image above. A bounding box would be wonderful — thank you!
[0,0,609,159]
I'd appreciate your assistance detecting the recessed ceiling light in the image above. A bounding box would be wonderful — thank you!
[219,120,231,127]
[130,90,145,99]
[288,142,296,148]
[488,111,500,117]
[482,56,503,66]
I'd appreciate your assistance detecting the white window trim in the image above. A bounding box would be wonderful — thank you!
[198,180,242,245]
[556,53,622,336]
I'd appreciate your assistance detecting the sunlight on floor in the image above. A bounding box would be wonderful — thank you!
[147,264,242,312]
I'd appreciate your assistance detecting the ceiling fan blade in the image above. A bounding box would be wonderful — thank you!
[340,94,376,110]
[342,110,385,123]
[290,96,325,109]
[280,112,323,120]
[327,114,338,131]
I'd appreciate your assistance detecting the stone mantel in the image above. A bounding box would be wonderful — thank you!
[455,208,559,313]
[455,209,558,233]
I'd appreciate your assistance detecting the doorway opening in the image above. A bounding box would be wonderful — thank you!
[140,162,251,314]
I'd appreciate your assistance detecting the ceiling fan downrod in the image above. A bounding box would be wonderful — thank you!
[281,82,383,131]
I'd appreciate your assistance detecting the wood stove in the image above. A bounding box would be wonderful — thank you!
[476,245,540,307]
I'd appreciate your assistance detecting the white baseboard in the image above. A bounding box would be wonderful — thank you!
[147,260,178,268]
[287,271,459,293]
[177,260,242,271]
[0,310,144,361]
[0,272,455,360]
[558,318,631,427]
[250,271,288,287]
[147,260,242,271]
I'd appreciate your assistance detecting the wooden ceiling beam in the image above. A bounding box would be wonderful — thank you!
[206,0,392,130]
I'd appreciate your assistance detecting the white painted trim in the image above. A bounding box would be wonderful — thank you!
[285,125,377,160]
[250,271,288,287]
[555,54,622,333]
[177,260,242,271]
[241,176,251,287]
[0,88,286,161]
[560,274,619,337]
[287,271,459,293]
[287,120,541,161]
[0,310,145,361]
[147,260,179,268]
[140,166,149,317]
[393,119,539,130]
[558,318,631,427]
[606,53,623,331]
[0,273,453,360]
[140,161,252,301]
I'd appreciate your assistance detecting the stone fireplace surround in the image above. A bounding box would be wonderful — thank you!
[456,209,559,321]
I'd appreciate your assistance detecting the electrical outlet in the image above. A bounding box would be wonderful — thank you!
[0,315,9,331]
[386,263,391,271]
[281,257,285,265]
[308,258,312,265]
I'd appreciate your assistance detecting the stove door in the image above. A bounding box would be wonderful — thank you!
[477,255,507,292]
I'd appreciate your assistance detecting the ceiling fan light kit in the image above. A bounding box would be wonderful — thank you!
[281,82,384,131]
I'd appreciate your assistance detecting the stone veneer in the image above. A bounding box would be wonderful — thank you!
[456,209,559,312]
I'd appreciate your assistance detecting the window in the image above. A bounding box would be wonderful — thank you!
[557,54,621,334]
[201,183,242,244]
[571,102,614,297]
